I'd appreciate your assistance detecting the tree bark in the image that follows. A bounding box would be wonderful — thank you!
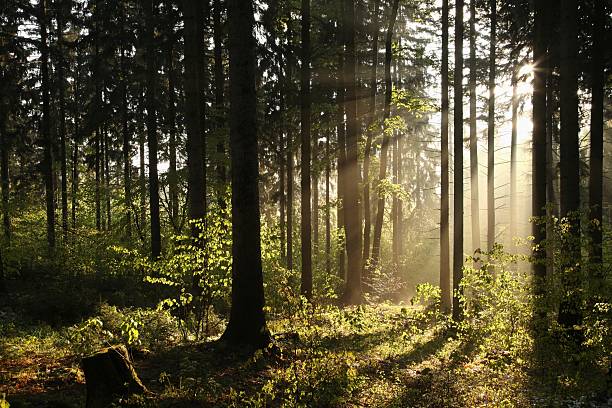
[1,124,10,244]
[362,0,380,272]
[341,0,364,304]
[468,0,481,255]
[509,57,518,241]
[213,0,226,204]
[57,2,68,240]
[325,132,331,274]
[145,0,161,258]
[588,0,604,265]
[440,0,451,313]
[300,0,312,299]
[166,3,179,233]
[222,0,270,348]
[336,2,346,281]
[121,20,132,239]
[286,15,294,272]
[371,0,400,265]
[452,0,465,322]
[182,0,206,235]
[40,0,55,251]
[486,0,496,259]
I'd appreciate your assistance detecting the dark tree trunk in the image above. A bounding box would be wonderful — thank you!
[486,0,496,259]
[452,0,464,322]
[57,4,68,240]
[362,0,380,272]
[40,0,55,251]
[104,127,111,230]
[286,15,294,271]
[341,0,364,304]
[300,0,312,299]
[440,0,451,313]
[589,0,604,265]
[468,0,481,255]
[371,0,400,264]
[1,126,10,244]
[145,0,161,258]
[312,141,319,253]
[336,3,346,281]
[510,57,518,241]
[532,0,548,311]
[121,28,132,239]
[72,61,80,229]
[222,0,270,348]
[166,5,179,232]
[138,103,146,231]
[213,0,226,203]
[325,132,331,274]
[182,0,206,234]
[558,0,581,330]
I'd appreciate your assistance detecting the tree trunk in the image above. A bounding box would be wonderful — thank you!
[57,5,68,240]
[325,132,331,274]
[440,0,451,313]
[588,0,604,265]
[558,0,581,330]
[509,56,518,241]
[213,0,226,204]
[166,6,179,233]
[222,0,270,348]
[312,141,319,254]
[286,14,294,272]
[1,125,10,244]
[371,0,400,265]
[72,61,80,229]
[139,102,146,231]
[362,0,380,272]
[145,0,161,258]
[452,0,465,322]
[486,0,496,260]
[104,127,111,231]
[182,0,206,235]
[336,2,346,281]
[300,0,312,300]
[468,0,481,255]
[341,0,364,304]
[40,0,55,251]
[121,26,132,239]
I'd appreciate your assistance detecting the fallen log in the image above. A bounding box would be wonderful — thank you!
[82,345,148,408]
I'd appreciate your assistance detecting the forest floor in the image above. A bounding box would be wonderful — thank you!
[1,292,611,407]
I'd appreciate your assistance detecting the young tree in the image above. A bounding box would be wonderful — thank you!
[221,0,270,348]
[486,0,496,257]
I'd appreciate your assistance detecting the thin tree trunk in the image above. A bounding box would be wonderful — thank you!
[166,5,179,232]
[145,0,161,258]
[486,0,496,260]
[0,125,9,244]
[121,30,132,239]
[213,0,226,203]
[40,0,55,250]
[371,0,400,264]
[469,0,481,255]
[222,0,270,348]
[182,0,207,234]
[139,102,146,230]
[452,0,465,322]
[57,6,68,240]
[342,0,368,304]
[510,57,518,241]
[440,0,451,313]
[286,15,294,272]
[300,0,312,299]
[589,0,604,265]
[336,2,346,281]
[72,62,79,229]
[104,126,111,230]
[312,141,319,254]
[362,0,380,272]
[325,132,331,274]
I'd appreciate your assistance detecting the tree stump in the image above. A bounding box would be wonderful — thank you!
[82,345,148,408]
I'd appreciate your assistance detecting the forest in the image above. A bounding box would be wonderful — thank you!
[0,0,611,406]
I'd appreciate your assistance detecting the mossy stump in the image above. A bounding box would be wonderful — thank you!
[82,345,147,408]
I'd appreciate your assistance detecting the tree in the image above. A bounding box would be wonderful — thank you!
[371,0,400,264]
[468,0,481,256]
[300,0,312,300]
[588,0,604,265]
[362,0,380,272]
[440,0,451,313]
[558,0,581,330]
[144,0,161,258]
[486,0,496,259]
[40,0,55,251]
[221,0,270,348]
[182,0,206,235]
[56,0,69,240]
[342,0,363,304]
[452,0,464,322]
